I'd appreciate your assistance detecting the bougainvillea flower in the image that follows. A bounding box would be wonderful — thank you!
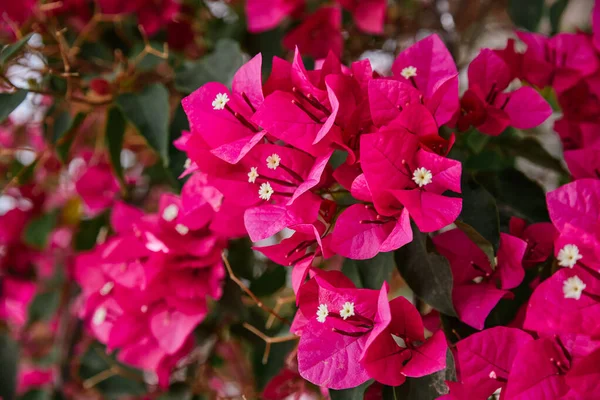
[0,0,35,27]
[453,327,533,398]
[74,162,120,216]
[566,348,600,397]
[263,368,315,400]
[391,34,459,126]
[509,217,557,267]
[296,271,382,389]
[517,31,599,94]
[336,0,386,34]
[17,365,55,395]
[564,147,600,180]
[434,229,527,329]
[547,179,600,235]
[456,49,552,135]
[361,294,447,386]
[283,6,343,59]
[245,0,304,33]
[0,278,36,328]
[98,0,179,35]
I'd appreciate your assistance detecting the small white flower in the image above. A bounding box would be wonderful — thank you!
[563,275,586,300]
[391,334,407,348]
[472,276,484,284]
[489,370,497,380]
[266,153,281,170]
[141,305,148,313]
[248,167,259,183]
[412,167,433,187]
[212,93,229,110]
[339,302,355,320]
[183,158,192,169]
[557,244,583,268]
[175,224,189,235]
[92,307,107,325]
[316,303,329,323]
[258,182,274,201]
[99,282,114,296]
[400,66,417,79]
[162,204,179,221]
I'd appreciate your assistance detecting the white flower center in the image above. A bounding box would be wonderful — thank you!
[392,334,407,348]
[316,303,329,323]
[266,153,281,170]
[489,370,497,379]
[258,182,274,201]
[183,158,192,169]
[248,167,259,183]
[339,302,355,320]
[563,275,586,300]
[212,93,230,110]
[412,167,433,187]
[162,204,179,221]
[472,276,484,284]
[557,244,583,268]
[400,66,418,79]
[92,307,107,325]
[175,224,189,235]
[99,282,114,296]
[141,305,148,313]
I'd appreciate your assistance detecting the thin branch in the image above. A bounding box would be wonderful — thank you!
[266,295,296,329]
[242,323,298,364]
[221,252,290,325]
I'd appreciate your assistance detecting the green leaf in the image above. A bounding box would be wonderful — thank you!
[55,112,86,162]
[550,0,569,34]
[23,210,59,249]
[0,90,27,123]
[75,213,108,251]
[20,389,50,400]
[458,175,500,252]
[0,33,34,66]
[330,380,374,400]
[464,129,490,154]
[174,39,244,93]
[158,383,193,400]
[28,291,60,323]
[508,0,545,31]
[50,111,73,143]
[117,83,170,165]
[104,107,127,186]
[249,265,287,296]
[342,252,395,289]
[383,350,456,400]
[394,223,456,317]
[0,334,18,400]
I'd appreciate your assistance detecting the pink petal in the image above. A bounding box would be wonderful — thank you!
[564,148,600,180]
[547,179,600,234]
[453,284,507,330]
[392,190,462,233]
[232,53,264,109]
[368,79,422,127]
[496,233,527,290]
[468,49,512,94]
[402,330,447,378]
[245,0,304,33]
[566,348,600,396]
[282,6,343,59]
[150,304,204,354]
[501,86,552,130]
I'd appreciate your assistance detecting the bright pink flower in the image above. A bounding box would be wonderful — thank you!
[0,278,36,328]
[246,0,304,33]
[434,229,527,329]
[509,217,557,267]
[283,6,343,59]
[564,147,600,180]
[98,0,179,35]
[456,49,552,135]
[263,368,316,400]
[336,0,386,34]
[0,0,35,27]
[17,365,55,394]
[566,348,600,397]
[361,294,447,386]
[547,179,600,235]
[74,162,120,216]
[391,34,459,126]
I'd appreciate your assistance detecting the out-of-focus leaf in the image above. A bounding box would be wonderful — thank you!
[175,39,244,93]
[395,223,456,317]
[117,84,170,165]
[0,33,34,66]
[130,41,167,71]
[0,334,18,400]
[157,383,192,400]
[342,252,395,289]
[23,209,59,249]
[79,344,145,397]
[465,129,490,154]
[105,107,127,186]
[550,0,570,34]
[249,265,287,296]
[458,175,500,252]
[74,213,108,251]
[330,380,374,400]
[55,112,86,162]
[508,0,544,31]
[168,104,190,185]
[495,168,549,222]
[0,90,27,123]
[383,350,455,400]
[503,136,567,175]
[20,389,50,400]
[227,238,256,280]
[28,291,60,323]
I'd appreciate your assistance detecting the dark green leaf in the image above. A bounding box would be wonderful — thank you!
[117,83,170,165]
[330,380,374,400]
[383,350,455,400]
[0,33,34,66]
[508,0,545,31]
[158,383,193,400]
[0,334,18,400]
[20,389,50,400]
[130,41,167,71]
[494,168,549,223]
[50,111,73,143]
[105,107,127,186]
[503,137,567,175]
[55,112,86,162]
[75,213,108,251]
[550,0,569,34]
[174,39,244,93]
[23,210,59,249]
[464,129,490,154]
[28,291,60,323]
[458,175,500,252]
[0,90,27,123]
[227,238,256,280]
[342,252,395,289]
[394,224,456,316]
[249,265,287,296]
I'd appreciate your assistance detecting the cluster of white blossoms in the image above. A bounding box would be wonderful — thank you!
[316,301,355,323]
[251,154,283,201]
[412,167,433,187]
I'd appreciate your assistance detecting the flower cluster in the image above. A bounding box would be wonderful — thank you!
[74,190,226,385]
[290,270,446,389]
